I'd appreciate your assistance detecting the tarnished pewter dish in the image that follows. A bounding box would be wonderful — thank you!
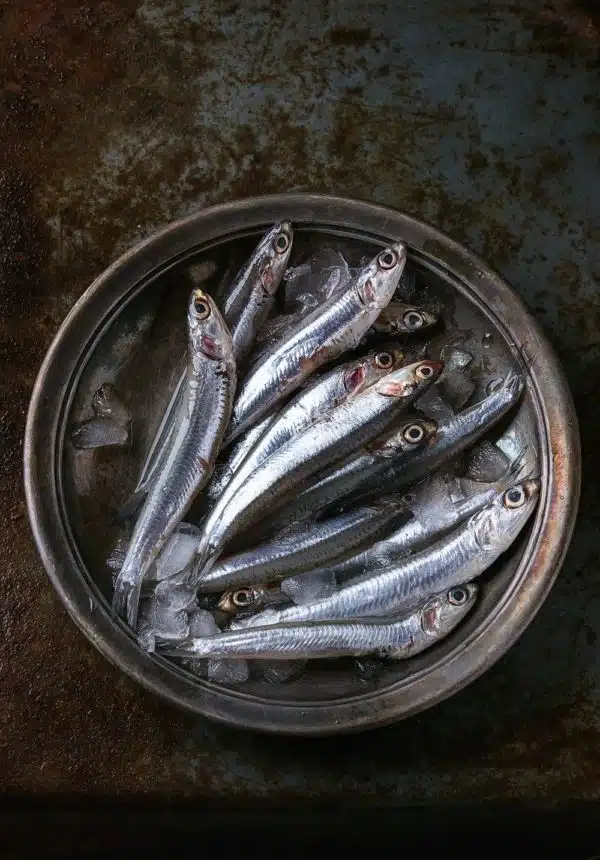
[24,194,580,735]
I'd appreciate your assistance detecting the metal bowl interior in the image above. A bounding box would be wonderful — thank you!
[24,194,580,734]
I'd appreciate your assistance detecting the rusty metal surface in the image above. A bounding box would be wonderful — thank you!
[1,0,598,796]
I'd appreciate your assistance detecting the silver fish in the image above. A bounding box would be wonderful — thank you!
[254,415,438,538]
[119,223,292,519]
[112,290,237,627]
[198,496,408,593]
[237,481,539,630]
[205,347,406,535]
[188,359,442,585]
[160,584,478,661]
[372,302,438,335]
[206,414,277,501]
[222,221,293,360]
[347,369,525,507]
[282,473,501,593]
[226,243,408,442]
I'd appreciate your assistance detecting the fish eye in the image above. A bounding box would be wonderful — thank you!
[403,310,425,329]
[375,352,393,370]
[377,249,397,270]
[232,589,254,608]
[274,233,290,254]
[194,295,211,319]
[503,486,526,509]
[403,422,425,444]
[448,587,468,606]
[416,363,434,380]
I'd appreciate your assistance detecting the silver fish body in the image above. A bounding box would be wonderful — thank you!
[205,347,406,535]
[160,583,478,661]
[112,291,237,627]
[298,475,501,583]
[376,370,525,494]
[254,415,438,538]
[226,243,408,441]
[237,480,539,630]
[198,497,408,593]
[188,359,442,585]
[123,223,292,514]
[223,221,293,360]
[206,414,277,502]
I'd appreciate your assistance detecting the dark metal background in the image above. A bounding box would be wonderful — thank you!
[1,0,599,796]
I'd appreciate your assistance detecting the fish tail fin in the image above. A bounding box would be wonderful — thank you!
[112,572,132,619]
[186,537,221,588]
[113,486,148,525]
[112,565,143,628]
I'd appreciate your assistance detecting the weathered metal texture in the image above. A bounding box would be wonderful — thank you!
[1,0,599,793]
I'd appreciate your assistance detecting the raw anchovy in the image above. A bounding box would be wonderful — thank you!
[159,584,478,661]
[338,370,525,510]
[282,473,500,591]
[120,223,292,519]
[205,347,406,535]
[188,359,442,585]
[206,414,277,501]
[112,291,236,627]
[222,221,293,360]
[254,415,438,538]
[372,302,437,334]
[198,496,408,593]
[217,584,289,615]
[226,243,408,441]
[237,481,539,630]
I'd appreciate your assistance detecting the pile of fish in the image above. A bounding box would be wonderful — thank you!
[93,221,539,685]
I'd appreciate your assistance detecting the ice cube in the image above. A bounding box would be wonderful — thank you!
[71,417,129,450]
[261,660,307,684]
[92,383,131,425]
[153,524,201,582]
[208,658,250,685]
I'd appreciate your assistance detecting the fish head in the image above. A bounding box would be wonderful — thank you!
[188,290,234,361]
[343,346,407,395]
[355,242,407,309]
[420,583,478,637]
[469,479,540,552]
[217,586,263,615]
[256,221,294,295]
[374,416,439,461]
[378,303,438,334]
[374,359,443,399]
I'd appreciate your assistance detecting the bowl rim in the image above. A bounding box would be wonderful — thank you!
[24,192,581,735]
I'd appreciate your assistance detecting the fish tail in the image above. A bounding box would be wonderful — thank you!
[112,564,143,628]
[112,571,132,619]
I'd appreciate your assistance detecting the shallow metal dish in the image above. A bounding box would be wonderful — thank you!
[24,193,580,735]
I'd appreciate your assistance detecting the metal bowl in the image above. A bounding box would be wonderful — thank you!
[24,194,580,735]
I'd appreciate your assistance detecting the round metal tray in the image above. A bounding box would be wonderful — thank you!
[24,194,580,735]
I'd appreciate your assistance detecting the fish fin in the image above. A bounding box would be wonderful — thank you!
[112,571,143,628]
[114,486,148,524]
